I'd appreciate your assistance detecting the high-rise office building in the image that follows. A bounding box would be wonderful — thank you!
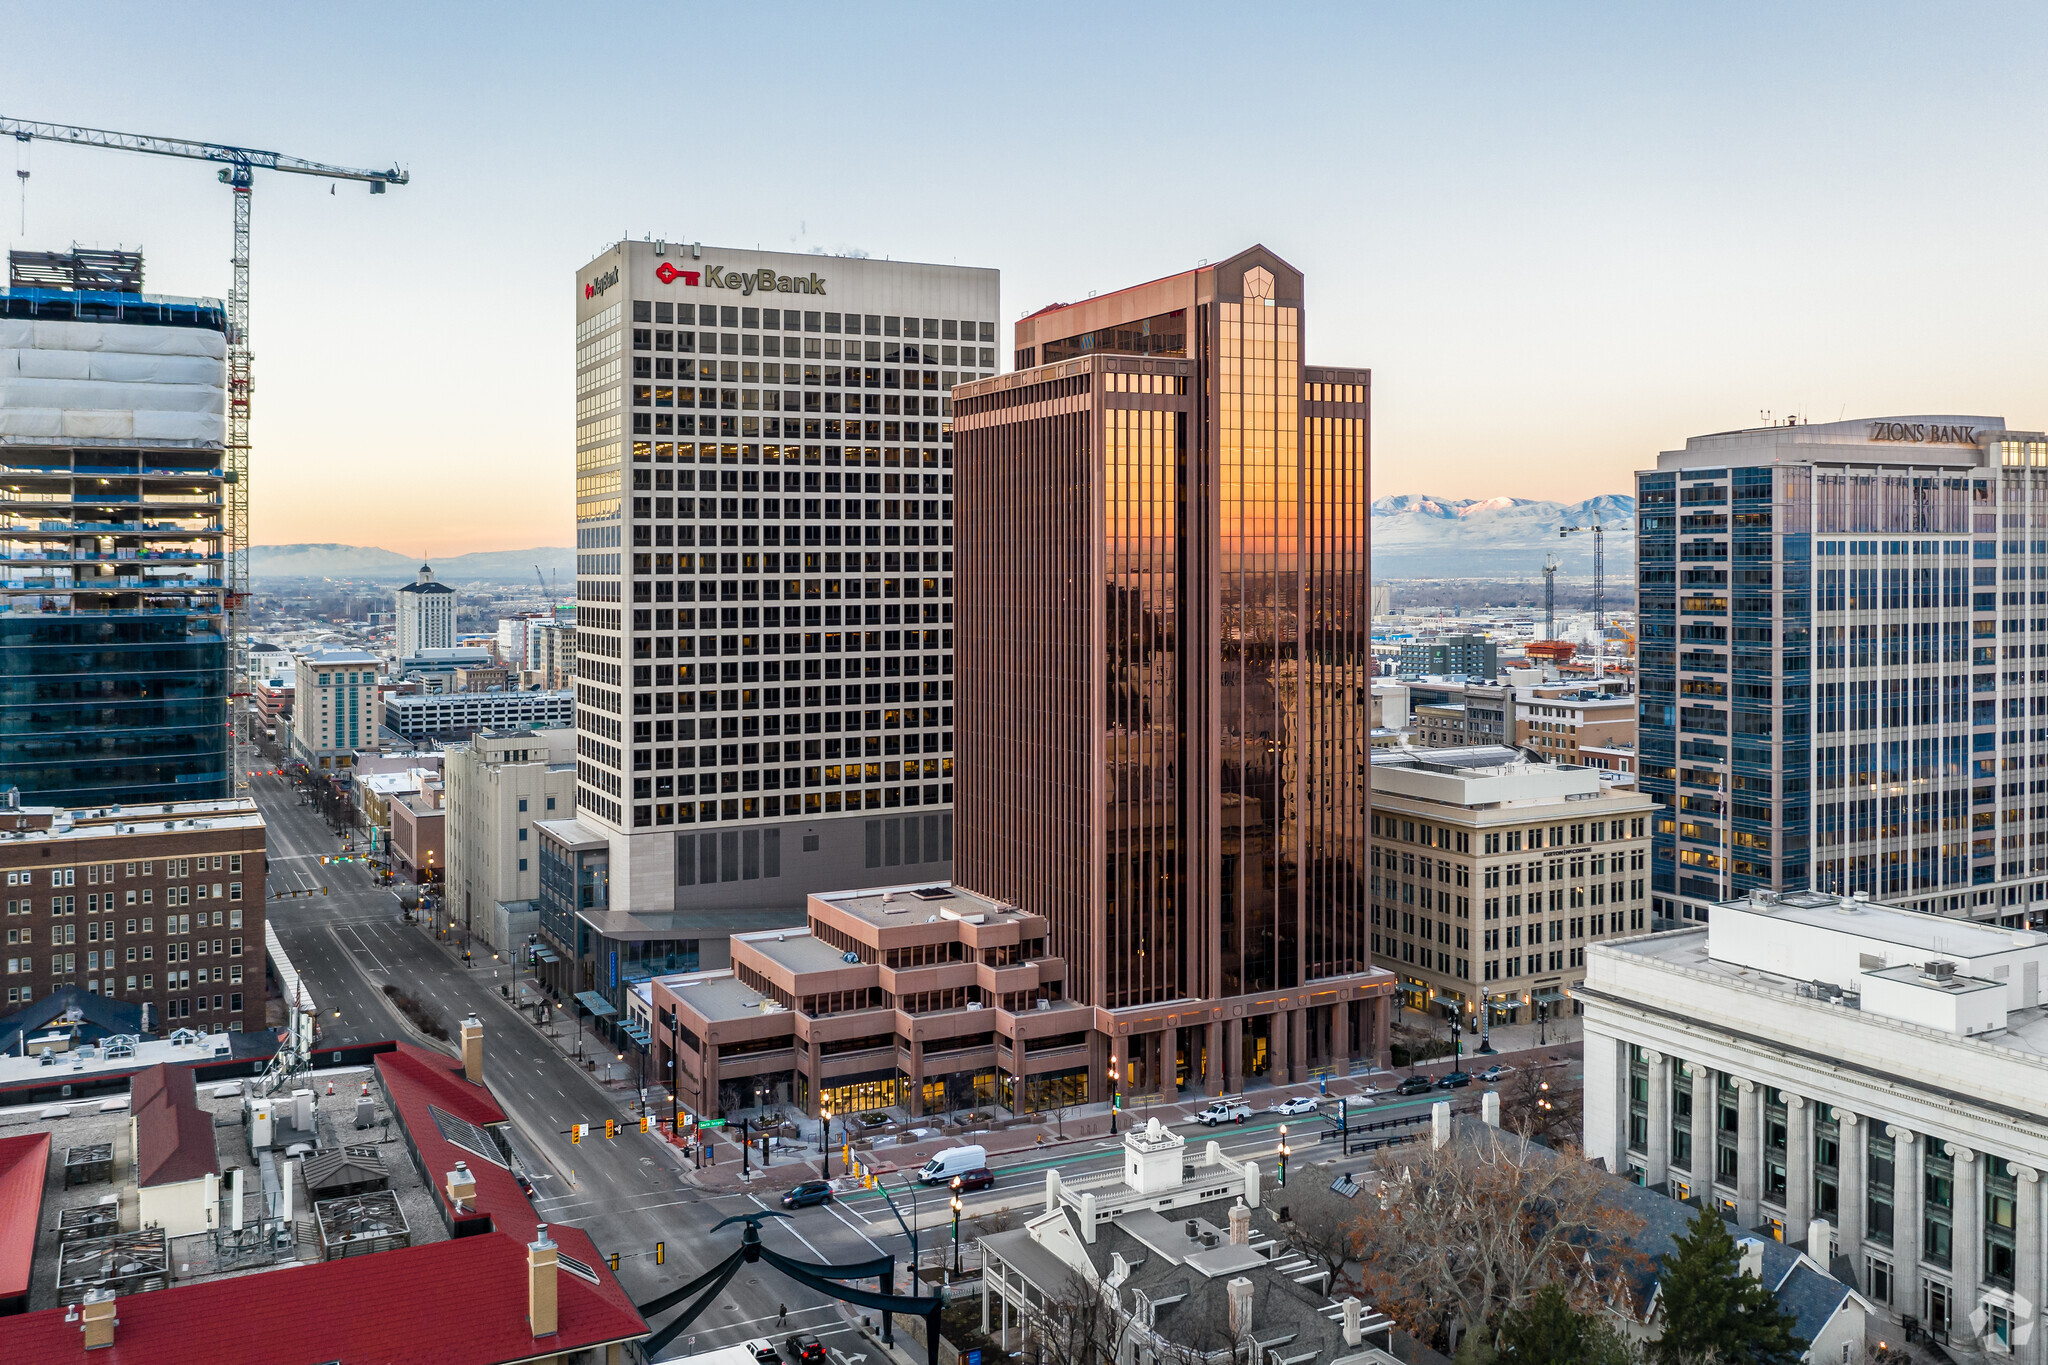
[953,246,1393,1098]
[560,241,998,949]
[396,562,455,656]
[1637,415,2048,931]
[0,249,230,806]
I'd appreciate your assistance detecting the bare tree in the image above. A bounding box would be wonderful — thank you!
[1498,1064,1582,1146]
[1348,1128,1647,1358]
[1019,1271,1139,1365]
[1282,1198,1360,1288]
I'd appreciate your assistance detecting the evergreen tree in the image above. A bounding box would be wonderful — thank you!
[1650,1207,1806,1365]
[1499,1284,1638,1364]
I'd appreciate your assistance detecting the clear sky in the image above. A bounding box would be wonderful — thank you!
[8,2,2047,554]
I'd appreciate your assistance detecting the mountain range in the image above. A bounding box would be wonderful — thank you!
[252,544,575,584]
[253,493,1630,586]
[1370,493,1634,580]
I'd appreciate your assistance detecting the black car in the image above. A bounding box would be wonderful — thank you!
[1394,1075,1436,1097]
[786,1338,828,1365]
[780,1179,833,1208]
[1436,1071,1472,1090]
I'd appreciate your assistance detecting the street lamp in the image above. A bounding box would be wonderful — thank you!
[1277,1124,1291,1188]
[1478,991,1496,1055]
[949,1176,964,1277]
[1109,1051,1119,1135]
[821,1098,834,1178]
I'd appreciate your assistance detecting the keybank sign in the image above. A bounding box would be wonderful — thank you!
[700,265,827,297]
[583,265,619,300]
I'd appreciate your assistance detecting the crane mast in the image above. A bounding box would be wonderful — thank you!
[1541,553,1559,641]
[1558,518,1606,677]
[2,116,406,790]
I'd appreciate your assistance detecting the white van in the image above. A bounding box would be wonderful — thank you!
[917,1145,988,1185]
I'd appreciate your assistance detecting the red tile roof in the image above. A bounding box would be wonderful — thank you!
[6,1224,645,1364]
[129,1063,219,1188]
[0,1131,49,1308]
[375,1043,538,1239]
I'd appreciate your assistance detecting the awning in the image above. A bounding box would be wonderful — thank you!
[1531,988,1570,1004]
[573,991,618,1018]
[532,947,560,964]
[622,1022,652,1047]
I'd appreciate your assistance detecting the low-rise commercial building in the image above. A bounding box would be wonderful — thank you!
[1370,745,1651,1027]
[1514,687,1634,762]
[1396,634,1498,679]
[391,790,445,885]
[1583,889,2048,1359]
[0,797,266,1032]
[446,727,576,954]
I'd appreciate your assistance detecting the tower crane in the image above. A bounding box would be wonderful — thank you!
[2,116,407,784]
[1558,517,1606,678]
[1541,553,1559,642]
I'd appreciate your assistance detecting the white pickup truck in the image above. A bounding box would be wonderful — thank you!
[1195,1099,1252,1126]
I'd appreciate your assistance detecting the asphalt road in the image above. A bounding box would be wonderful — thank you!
[243,748,1580,1362]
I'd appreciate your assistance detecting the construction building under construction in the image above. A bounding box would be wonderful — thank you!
[0,246,232,805]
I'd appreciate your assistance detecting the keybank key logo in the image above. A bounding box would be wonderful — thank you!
[584,265,620,300]
[655,262,701,286]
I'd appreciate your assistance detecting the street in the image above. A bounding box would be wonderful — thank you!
[248,764,1581,1361]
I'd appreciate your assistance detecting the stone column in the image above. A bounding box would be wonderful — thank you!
[1689,1063,1715,1192]
[702,1041,721,1119]
[1267,1012,1289,1084]
[1889,1125,1921,1311]
[1224,1018,1243,1094]
[1372,994,1394,1070]
[907,1041,926,1118]
[1735,1078,1761,1229]
[1838,1112,1866,1270]
[1331,1000,1352,1075]
[1582,1030,1629,1175]
[1205,1020,1224,1096]
[1952,1145,1981,1347]
[1785,1095,1812,1238]
[1290,1008,1308,1084]
[1644,1051,1671,1191]
[1151,1031,1168,1095]
[2015,1165,2041,1365]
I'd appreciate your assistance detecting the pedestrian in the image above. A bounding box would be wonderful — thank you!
[778,1304,788,1326]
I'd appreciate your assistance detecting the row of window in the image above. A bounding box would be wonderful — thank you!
[630,783,947,828]
[6,854,243,887]
[632,497,950,523]
[640,734,952,768]
[634,758,948,797]
[7,887,243,914]
[632,326,992,366]
[633,468,949,496]
[1370,814,1645,851]
[630,299,994,342]
[2,983,244,1013]
[6,936,241,963]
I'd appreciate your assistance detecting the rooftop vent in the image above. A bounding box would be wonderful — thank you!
[1923,960,1957,984]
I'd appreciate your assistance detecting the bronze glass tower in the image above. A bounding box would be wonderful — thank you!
[953,246,1391,1098]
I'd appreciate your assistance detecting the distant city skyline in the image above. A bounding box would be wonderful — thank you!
[9,4,2048,553]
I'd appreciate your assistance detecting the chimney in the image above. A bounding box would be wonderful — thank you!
[1807,1217,1833,1260]
[1245,1160,1262,1209]
[461,1014,484,1084]
[529,1223,559,1338]
[1431,1099,1452,1149]
[1045,1168,1061,1213]
[1228,1201,1252,1245]
[1737,1237,1766,1284]
[1079,1191,1097,1243]
[81,1289,116,1350]
[1482,1089,1501,1128]
[447,1160,477,1213]
[1226,1277,1255,1339]
[1342,1297,1363,1348]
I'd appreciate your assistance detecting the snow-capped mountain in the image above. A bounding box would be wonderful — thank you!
[1370,494,1634,579]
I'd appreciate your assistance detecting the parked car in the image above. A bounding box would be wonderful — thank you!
[1436,1071,1473,1090]
[1476,1064,1507,1082]
[785,1338,827,1365]
[953,1166,996,1192]
[1394,1075,1437,1097]
[745,1342,779,1365]
[781,1179,833,1208]
[1196,1099,1253,1126]
[1265,1095,1319,1116]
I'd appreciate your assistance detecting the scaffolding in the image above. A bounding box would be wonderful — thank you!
[55,1228,168,1304]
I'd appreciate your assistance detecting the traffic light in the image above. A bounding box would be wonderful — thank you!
[639,1115,651,1134]
[605,1119,616,1140]
[609,1251,620,1272]
[655,1241,666,1265]
[571,1123,585,1144]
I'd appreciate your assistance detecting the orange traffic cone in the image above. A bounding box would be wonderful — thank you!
[326,1080,335,1096]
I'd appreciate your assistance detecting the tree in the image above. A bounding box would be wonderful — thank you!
[1649,1206,1805,1365]
[1020,1271,1137,1365]
[1348,1127,1647,1357]
[1499,1284,1640,1365]
[1499,1063,1582,1146]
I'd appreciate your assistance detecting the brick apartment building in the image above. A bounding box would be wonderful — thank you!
[0,796,266,1032]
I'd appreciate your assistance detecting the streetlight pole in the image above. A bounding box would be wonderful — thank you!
[950,1176,963,1278]
[821,1099,833,1179]
[1479,991,1495,1055]
[1277,1124,1290,1188]
[741,1115,751,1178]
[1108,1050,1119,1135]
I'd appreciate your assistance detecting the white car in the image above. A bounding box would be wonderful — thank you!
[1264,1095,1319,1116]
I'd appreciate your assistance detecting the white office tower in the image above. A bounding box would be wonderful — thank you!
[559,241,998,928]
[396,563,455,655]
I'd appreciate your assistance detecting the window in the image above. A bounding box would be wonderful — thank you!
[519,858,529,872]
[518,799,528,812]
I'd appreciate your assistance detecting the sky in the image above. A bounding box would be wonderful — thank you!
[8,2,2048,555]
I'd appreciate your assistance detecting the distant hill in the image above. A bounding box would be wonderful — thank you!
[253,544,575,584]
[1371,494,1634,580]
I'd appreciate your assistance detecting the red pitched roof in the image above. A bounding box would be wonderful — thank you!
[0,1131,49,1308]
[129,1063,219,1187]
[375,1043,540,1240]
[6,1224,644,1364]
